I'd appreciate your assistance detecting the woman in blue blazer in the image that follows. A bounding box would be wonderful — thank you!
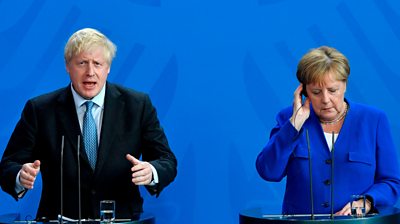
[256,46,400,216]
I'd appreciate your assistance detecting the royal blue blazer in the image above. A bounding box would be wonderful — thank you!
[256,99,400,214]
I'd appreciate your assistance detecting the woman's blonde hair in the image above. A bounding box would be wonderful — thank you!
[296,46,350,85]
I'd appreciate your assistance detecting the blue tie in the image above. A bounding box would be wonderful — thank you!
[83,101,98,170]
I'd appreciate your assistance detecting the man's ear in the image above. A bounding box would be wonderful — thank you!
[65,63,70,74]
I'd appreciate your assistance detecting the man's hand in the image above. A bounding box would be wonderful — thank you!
[126,154,153,185]
[19,160,41,189]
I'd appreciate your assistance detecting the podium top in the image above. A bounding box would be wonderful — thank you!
[0,212,155,224]
[239,207,400,223]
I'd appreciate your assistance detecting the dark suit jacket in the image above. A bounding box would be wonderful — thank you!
[0,82,177,220]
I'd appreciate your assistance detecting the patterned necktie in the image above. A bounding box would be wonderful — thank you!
[83,101,98,170]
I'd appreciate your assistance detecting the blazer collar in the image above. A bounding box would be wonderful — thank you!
[94,82,125,176]
[55,86,83,155]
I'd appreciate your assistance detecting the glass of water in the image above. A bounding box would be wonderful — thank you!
[100,200,115,223]
[350,195,366,217]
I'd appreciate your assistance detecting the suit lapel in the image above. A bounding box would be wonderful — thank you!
[94,83,124,176]
[56,87,81,147]
[56,86,92,169]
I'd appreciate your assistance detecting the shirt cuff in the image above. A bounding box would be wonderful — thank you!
[15,170,26,198]
[148,163,159,186]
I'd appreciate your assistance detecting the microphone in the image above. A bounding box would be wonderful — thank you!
[77,135,82,224]
[330,132,335,219]
[58,136,82,224]
[59,136,65,224]
[306,129,314,220]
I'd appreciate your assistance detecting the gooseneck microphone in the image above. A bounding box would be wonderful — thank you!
[330,132,335,219]
[60,136,65,224]
[306,129,314,220]
[77,135,82,224]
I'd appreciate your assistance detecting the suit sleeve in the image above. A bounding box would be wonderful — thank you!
[365,112,400,207]
[0,100,38,200]
[256,109,303,182]
[140,95,177,196]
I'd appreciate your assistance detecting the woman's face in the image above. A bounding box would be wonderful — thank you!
[305,72,347,122]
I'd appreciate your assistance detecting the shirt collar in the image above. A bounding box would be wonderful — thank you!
[71,83,106,109]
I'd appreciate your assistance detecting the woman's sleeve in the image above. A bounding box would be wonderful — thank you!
[366,112,400,207]
[256,110,303,182]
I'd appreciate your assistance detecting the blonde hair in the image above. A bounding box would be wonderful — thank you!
[64,28,117,65]
[296,46,350,85]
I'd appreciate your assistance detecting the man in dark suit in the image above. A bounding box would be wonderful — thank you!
[0,28,177,220]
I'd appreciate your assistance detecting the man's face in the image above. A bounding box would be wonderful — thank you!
[66,47,110,99]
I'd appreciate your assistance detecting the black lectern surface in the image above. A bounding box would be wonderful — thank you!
[240,207,400,224]
[0,212,155,224]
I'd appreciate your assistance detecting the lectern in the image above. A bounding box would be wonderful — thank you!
[239,207,400,224]
[0,212,155,224]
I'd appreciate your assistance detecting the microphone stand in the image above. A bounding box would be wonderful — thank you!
[77,135,82,224]
[330,132,335,219]
[306,129,314,220]
[60,136,64,224]
[58,136,83,224]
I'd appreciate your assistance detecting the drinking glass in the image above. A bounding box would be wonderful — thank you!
[100,200,115,223]
[350,195,366,217]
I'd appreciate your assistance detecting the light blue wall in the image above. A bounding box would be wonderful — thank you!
[1,0,400,223]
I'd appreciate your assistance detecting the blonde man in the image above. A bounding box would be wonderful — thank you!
[0,28,177,220]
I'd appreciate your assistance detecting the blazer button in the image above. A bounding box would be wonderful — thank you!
[325,159,332,164]
[322,202,330,208]
[323,179,331,185]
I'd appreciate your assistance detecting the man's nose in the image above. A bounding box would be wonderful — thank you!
[87,63,95,76]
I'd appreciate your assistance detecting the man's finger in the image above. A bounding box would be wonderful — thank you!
[131,163,147,173]
[32,160,41,169]
[131,167,151,177]
[22,165,36,178]
[23,172,35,182]
[126,154,141,165]
[131,173,152,185]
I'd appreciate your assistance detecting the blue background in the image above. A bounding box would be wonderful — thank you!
[1,0,400,223]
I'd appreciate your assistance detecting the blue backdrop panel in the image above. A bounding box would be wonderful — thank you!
[1,0,400,223]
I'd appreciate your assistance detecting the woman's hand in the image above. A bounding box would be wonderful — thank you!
[290,84,310,131]
[335,198,371,216]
